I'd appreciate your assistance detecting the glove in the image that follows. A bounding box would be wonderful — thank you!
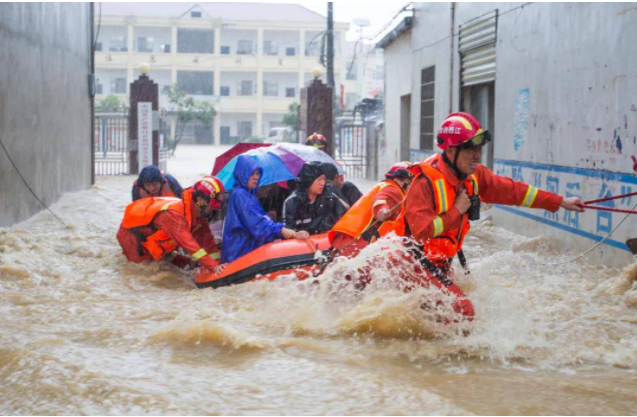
[199,255,220,272]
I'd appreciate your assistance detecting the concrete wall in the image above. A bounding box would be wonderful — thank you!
[382,30,413,177]
[384,3,637,265]
[0,3,92,227]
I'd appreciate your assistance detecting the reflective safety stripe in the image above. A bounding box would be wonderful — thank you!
[434,179,449,214]
[432,216,444,237]
[209,251,221,261]
[192,249,207,261]
[372,199,387,208]
[521,185,539,208]
[161,201,178,211]
[471,174,479,194]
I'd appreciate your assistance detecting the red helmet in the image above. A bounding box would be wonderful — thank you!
[436,112,492,150]
[193,176,225,209]
[306,132,327,149]
[385,161,415,180]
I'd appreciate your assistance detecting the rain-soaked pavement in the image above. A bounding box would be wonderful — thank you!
[1,145,636,415]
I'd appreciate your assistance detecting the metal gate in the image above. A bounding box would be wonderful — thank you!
[337,123,367,179]
[94,113,169,175]
[94,113,129,175]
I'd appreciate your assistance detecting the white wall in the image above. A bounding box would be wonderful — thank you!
[220,28,258,55]
[262,113,286,134]
[263,30,300,56]
[96,69,128,95]
[97,25,127,52]
[220,112,257,137]
[220,71,257,96]
[382,31,412,179]
[262,72,298,97]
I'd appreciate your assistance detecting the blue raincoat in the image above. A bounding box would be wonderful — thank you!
[221,155,284,263]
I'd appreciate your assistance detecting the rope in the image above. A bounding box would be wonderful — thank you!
[539,200,637,266]
[0,137,70,229]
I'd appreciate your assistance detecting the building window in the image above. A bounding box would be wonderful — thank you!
[137,37,153,53]
[112,78,127,94]
[95,42,102,52]
[420,66,435,150]
[346,67,357,80]
[160,44,171,53]
[237,121,253,138]
[285,87,295,98]
[237,40,253,55]
[177,71,214,95]
[96,81,103,95]
[177,29,214,54]
[238,80,253,96]
[286,47,296,57]
[220,86,230,96]
[263,40,278,56]
[109,36,127,52]
[263,81,278,97]
[191,11,202,18]
[221,46,230,55]
[305,41,320,56]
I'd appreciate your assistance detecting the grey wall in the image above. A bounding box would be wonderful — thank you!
[384,3,637,265]
[0,3,93,227]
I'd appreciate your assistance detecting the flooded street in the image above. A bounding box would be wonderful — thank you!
[1,146,636,415]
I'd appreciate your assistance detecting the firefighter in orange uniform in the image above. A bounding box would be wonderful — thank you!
[329,162,416,257]
[116,176,226,272]
[403,112,584,277]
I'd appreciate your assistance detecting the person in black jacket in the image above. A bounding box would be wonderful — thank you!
[282,161,348,235]
[322,163,363,207]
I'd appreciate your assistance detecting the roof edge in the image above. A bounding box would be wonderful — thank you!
[376,16,413,49]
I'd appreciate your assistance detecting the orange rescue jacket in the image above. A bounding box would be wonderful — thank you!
[329,180,407,244]
[122,192,194,261]
[405,161,479,261]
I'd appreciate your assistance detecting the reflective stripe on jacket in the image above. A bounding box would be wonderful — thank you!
[407,161,478,261]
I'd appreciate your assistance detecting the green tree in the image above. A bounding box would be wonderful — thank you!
[282,102,299,132]
[96,94,127,113]
[165,84,216,155]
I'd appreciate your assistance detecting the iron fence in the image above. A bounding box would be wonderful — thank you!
[337,123,368,179]
[94,113,169,175]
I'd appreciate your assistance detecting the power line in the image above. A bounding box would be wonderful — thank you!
[0,137,70,229]
[412,2,533,54]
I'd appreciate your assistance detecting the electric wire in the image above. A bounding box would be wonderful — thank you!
[0,137,70,229]
[539,200,637,266]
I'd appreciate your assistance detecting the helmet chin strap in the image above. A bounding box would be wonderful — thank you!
[443,149,468,181]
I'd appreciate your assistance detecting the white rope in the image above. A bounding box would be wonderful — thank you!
[540,200,637,266]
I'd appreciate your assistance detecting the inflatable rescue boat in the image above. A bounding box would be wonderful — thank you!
[194,234,474,320]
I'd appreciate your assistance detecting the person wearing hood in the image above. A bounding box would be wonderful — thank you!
[132,165,183,201]
[222,155,309,264]
[322,163,363,207]
[282,161,348,235]
[117,176,225,272]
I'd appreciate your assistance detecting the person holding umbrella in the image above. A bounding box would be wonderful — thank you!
[222,155,309,264]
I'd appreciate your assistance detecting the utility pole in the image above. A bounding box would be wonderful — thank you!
[326,2,335,89]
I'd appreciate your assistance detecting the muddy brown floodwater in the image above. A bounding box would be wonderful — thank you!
[1,146,636,415]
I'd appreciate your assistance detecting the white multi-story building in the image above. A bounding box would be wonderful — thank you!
[95,2,349,144]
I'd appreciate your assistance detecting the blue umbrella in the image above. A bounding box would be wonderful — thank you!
[216,148,296,190]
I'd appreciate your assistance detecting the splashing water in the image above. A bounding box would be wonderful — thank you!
[1,146,636,415]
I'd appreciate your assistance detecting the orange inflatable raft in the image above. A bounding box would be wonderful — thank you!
[194,234,474,321]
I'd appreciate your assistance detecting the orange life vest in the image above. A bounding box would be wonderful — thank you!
[329,180,406,244]
[121,191,195,261]
[406,161,479,261]
[134,179,176,199]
